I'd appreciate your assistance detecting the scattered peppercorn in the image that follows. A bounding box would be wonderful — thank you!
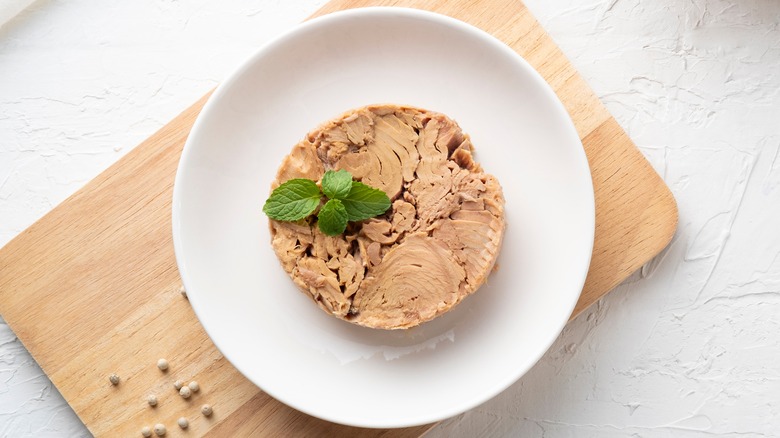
[173,380,184,390]
[177,417,189,429]
[179,386,192,399]
[147,394,158,407]
[141,426,152,437]
[109,373,120,386]
[157,358,169,371]
[154,424,166,436]
[188,381,200,393]
[201,404,213,417]
[179,285,188,299]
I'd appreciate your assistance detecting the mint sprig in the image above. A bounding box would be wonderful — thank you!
[263,170,391,236]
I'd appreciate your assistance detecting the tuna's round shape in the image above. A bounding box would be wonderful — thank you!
[269,105,506,329]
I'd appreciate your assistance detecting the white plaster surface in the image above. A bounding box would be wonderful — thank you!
[0,0,778,436]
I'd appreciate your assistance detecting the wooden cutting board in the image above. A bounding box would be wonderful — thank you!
[0,0,677,436]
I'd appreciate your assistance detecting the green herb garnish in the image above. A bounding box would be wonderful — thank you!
[317,199,349,236]
[261,179,322,221]
[263,170,391,236]
[320,169,353,199]
[339,181,395,222]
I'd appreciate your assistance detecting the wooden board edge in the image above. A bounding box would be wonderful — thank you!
[0,93,209,265]
[570,186,678,321]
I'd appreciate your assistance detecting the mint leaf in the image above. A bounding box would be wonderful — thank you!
[321,169,353,199]
[341,181,391,221]
[317,199,348,236]
[263,179,322,221]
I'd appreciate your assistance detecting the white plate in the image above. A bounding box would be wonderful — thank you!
[173,7,594,429]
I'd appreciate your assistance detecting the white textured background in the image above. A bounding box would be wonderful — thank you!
[1,0,778,436]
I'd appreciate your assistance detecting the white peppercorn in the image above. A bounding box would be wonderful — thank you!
[154,423,166,436]
[108,373,120,386]
[201,404,213,417]
[147,394,157,407]
[173,380,184,390]
[141,426,152,437]
[177,417,189,429]
[188,381,200,392]
[157,358,169,371]
[179,385,192,399]
[179,285,187,299]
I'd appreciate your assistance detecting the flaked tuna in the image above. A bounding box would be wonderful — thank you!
[269,105,505,329]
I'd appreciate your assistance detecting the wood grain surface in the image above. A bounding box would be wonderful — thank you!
[0,0,677,436]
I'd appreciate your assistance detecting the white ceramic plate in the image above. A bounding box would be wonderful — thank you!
[173,7,594,429]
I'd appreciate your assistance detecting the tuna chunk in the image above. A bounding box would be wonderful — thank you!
[269,104,506,329]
